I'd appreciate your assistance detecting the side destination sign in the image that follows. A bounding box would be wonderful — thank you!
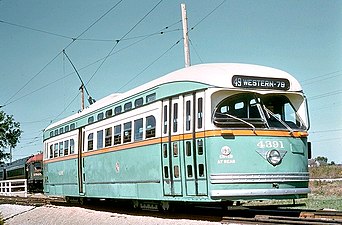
[232,75,290,90]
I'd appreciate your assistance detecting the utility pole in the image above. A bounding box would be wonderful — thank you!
[181,3,191,68]
[79,84,85,111]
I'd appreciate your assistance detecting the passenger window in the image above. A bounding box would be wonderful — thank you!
[59,127,64,134]
[55,130,58,136]
[105,127,112,147]
[50,131,53,137]
[97,130,103,149]
[146,93,156,103]
[49,145,53,158]
[70,123,75,130]
[88,133,94,150]
[97,112,104,121]
[59,142,64,156]
[88,116,94,124]
[134,98,143,108]
[64,140,69,156]
[70,139,75,154]
[105,109,113,118]
[124,102,132,111]
[114,125,122,145]
[65,125,69,132]
[146,115,156,138]
[123,122,132,143]
[134,119,143,141]
[54,143,58,157]
[114,106,122,115]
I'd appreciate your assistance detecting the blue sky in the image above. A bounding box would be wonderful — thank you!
[1,0,342,163]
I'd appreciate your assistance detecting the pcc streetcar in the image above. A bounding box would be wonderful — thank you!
[43,63,311,209]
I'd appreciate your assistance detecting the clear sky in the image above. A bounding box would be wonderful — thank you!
[1,0,342,163]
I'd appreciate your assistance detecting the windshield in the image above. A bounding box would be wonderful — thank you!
[213,93,307,131]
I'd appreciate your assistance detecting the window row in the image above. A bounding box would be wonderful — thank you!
[87,115,156,151]
[87,93,156,125]
[49,139,75,159]
[48,93,156,139]
[50,123,76,138]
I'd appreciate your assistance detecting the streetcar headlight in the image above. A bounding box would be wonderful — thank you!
[266,149,282,166]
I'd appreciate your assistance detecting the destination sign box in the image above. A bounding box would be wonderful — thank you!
[232,75,290,90]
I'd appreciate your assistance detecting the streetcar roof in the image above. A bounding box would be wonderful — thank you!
[45,63,302,130]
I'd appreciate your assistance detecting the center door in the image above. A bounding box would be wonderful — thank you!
[161,96,183,196]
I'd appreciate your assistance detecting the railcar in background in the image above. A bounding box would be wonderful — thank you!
[43,63,311,209]
[0,153,43,193]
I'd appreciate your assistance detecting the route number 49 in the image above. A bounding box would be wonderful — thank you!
[257,140,284,149]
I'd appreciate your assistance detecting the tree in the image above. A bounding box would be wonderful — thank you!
[0,111,22,162]
[315,156,328,166]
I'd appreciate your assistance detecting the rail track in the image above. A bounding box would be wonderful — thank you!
[1,195,342,224]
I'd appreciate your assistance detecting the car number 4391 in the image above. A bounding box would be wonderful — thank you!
[257,140,284,149]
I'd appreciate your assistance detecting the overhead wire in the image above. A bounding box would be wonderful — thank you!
[4,20,181,108]
[2,0,124,107]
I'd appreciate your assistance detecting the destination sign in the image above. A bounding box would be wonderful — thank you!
[232,75,290,90]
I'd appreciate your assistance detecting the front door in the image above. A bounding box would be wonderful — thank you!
[77,128,85,195]
[183,92,208,196]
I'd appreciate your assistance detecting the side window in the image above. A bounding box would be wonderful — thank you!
[54,129,58,136]
[97,112,104,121]
[54,143,58,158]
[123,122,132,143]
[65,125,70,132]
[114,125,122,145]
[114,106,122,115]
[49,145,53,158]
[146,115,156,138]
[64,140,69,156]
[134,118,143,141]
[146,93,156,103]
[124,102,132,111]
[50,131,53,137]
[88,133,94,151]
[97,130,104,149]
[70,123,75,130]
[105,127,112,147]
[59,142,64,157]
[134,98,143,108]
[105,109,113,118]
[59,127,64,134]
[88,116,94,124]
[70,139,75,154]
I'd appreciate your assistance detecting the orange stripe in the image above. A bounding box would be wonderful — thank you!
[44,129,308,164]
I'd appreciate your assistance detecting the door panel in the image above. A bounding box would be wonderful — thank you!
[183,92,208,196]
[161,97,183,196]
[77,128,85,194]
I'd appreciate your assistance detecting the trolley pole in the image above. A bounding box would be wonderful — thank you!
[181,3,191,68]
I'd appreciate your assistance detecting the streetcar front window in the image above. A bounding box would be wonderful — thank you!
[213,93,307,130]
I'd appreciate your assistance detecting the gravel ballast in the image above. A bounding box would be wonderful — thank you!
[0,204,222,225]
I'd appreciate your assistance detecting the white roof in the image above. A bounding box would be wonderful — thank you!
[45,63,302,130]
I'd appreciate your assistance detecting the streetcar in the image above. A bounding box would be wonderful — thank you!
[43,63,311,209]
